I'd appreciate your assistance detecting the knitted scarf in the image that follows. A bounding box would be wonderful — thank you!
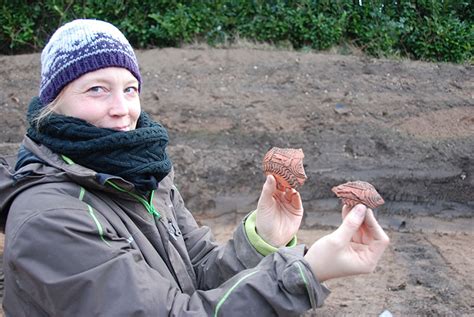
[26,97,172,192]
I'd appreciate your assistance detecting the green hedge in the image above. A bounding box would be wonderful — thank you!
[1,0,472,63]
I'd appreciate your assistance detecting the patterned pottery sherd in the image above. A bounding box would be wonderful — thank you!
[262,147,307,191]
[332,181,385,209]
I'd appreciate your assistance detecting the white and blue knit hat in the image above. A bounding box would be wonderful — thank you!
[39,19,141,105]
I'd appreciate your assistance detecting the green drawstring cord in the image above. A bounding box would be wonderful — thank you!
[105,180,161,219]
[61,155,111,246]
[61,154,161,219]
[61,155,74,165]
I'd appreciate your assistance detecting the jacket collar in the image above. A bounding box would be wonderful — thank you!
[0,136,148,230]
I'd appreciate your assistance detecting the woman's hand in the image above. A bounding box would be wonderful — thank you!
[255,175,303,247]
[304,204,390,282]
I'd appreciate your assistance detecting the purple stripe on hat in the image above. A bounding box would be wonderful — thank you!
[39,20,141,105]
[40,48,141,104]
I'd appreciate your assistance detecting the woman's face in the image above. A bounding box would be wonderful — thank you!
[55,67,141,131]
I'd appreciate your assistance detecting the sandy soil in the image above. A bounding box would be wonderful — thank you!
[203,217,474,316]
[0,47,473,316]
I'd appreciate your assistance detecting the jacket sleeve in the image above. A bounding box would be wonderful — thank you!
[170,184,265,288]
[170,184,331,313]
[5,193,329,317]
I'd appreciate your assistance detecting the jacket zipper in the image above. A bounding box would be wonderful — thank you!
[105,180,161,219]
[60,155,167,243]
[104,180,183,241]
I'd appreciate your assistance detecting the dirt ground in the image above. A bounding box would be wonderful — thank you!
[0,46,473,316]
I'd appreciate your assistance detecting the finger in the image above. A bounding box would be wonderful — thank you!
[273,188,302,215]
[333,204,367,243]
[365,209,390,243]
[262,175,277,196]
[257,175,277,207]
[342,204,350,220]
[288,189,302,210]
[282,187,293,203]
[283,187,296,201]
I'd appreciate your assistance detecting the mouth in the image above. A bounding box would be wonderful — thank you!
[112,125,130,131]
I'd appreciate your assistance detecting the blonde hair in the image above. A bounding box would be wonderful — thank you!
[32,89,66,129]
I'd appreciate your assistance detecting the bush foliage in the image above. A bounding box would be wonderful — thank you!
[1,0,472,63]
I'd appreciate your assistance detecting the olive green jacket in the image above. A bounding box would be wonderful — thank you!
[0,136,329,316]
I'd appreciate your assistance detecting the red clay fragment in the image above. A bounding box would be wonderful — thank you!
[262,147,307,191]
[332,180,385,209]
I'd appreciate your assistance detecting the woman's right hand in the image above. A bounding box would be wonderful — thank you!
[303,204,390,282]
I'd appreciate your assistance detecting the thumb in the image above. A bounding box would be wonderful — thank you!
[262,175,276,196]
[333,204,367,242]
[258,175,276,205]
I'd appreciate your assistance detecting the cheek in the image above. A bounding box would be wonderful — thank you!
[130,101,141,122]
[73,104,107,123]
[58,98,107,124]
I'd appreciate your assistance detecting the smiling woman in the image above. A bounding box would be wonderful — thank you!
[0,18,389,317]
[54,67,141,131]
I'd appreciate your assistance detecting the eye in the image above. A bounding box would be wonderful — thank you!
[87,86,106,94]
[124,86,139,95]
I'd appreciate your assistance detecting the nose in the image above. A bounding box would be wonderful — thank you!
[108,92,129,116]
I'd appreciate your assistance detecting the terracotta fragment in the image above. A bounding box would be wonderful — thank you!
[262,147,307,191]
[331,180,385,209]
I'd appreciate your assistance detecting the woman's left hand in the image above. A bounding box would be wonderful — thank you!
[255,175,303,247]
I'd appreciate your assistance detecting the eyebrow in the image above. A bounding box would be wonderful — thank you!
[81,77,138,87]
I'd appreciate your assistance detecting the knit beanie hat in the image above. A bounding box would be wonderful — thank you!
[39,19,141,105]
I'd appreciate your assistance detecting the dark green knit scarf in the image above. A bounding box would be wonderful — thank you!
[26,97,172,192]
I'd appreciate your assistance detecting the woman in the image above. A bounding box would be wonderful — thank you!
[0,19,389,316]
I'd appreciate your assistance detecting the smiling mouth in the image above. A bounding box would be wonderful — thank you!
[112,126,129,131]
